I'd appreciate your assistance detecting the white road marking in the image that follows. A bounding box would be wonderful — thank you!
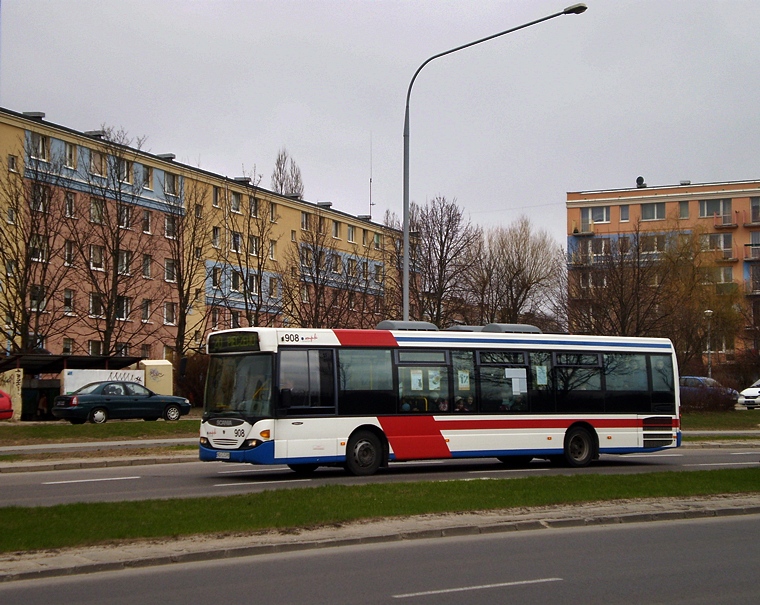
[393,577,563,598]
[218,467,289,474]
[42,476,141,485]
[213,479,311,487]
[730,452,758,456]
[468,468,551,474]
[621,453,683,458]
[683,462,759,467]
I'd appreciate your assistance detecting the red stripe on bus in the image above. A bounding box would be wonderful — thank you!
[435,418,646,431]
[378,416,452,460]
[334,329,398,347]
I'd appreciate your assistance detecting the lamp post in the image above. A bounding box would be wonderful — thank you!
[401,4,587,321]
[705,309,714,378]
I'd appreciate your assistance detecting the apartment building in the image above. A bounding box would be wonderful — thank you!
[0,107,392,360]
[566,178,760,355]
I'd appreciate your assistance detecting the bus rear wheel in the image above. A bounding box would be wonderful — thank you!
[345,430,382,476]
[563,426,595,467]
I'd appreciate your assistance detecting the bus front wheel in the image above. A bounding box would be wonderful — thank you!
[345,431,382,476]
[563,426,596,467]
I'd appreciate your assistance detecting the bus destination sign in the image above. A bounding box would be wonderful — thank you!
[208,332,261,353]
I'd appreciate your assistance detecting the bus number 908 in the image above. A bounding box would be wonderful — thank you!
[281,333,300,343]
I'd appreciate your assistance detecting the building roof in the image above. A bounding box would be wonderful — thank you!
[0,354,143,376]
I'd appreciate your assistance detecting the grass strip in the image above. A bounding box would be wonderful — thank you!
[1,467,758,554]
[681,412,760,430]
[0,419,200,444]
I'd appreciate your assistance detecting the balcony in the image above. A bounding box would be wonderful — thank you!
[741,209,760,227]
[713,212,737,229]
[570,220,594,236]
[744,244,760,262]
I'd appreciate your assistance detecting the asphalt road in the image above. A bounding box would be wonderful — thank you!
[1,514,758,604]
[1,446,758,507]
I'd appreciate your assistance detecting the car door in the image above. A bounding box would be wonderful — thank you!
[124,383,155,418]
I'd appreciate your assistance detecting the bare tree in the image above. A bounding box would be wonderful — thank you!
[65,127,169,356]
[270,148,304,198]
[414,196,480,328]
[0,139,78,352]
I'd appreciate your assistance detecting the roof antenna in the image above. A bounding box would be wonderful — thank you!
[369,133,375,219]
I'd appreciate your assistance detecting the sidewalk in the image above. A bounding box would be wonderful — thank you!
[2,494,759,583]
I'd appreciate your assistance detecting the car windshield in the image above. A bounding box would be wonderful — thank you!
[205,353,274,418]
[750,380,760,388]
[74,383,103,395]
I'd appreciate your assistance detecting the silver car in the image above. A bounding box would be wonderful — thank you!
[738,379,760,410]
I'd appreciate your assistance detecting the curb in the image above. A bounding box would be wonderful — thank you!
[2,503,759,583]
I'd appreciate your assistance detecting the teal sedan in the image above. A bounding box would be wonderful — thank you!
[52,381,191,424]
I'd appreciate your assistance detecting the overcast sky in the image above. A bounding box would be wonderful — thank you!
[2,0,760,245]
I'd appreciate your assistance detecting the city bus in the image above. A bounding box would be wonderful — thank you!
[199,323,680,475]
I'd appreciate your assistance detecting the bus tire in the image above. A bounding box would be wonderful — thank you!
[563,426,595,467]
[288,464,319,476]
[345,430,382,476]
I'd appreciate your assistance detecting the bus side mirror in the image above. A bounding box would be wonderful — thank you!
[280,388,292,408]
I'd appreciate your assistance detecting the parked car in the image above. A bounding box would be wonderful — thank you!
[0,389,12,420]
[679,376,739,412]
[738,379,760,410]
[52,381,191,424]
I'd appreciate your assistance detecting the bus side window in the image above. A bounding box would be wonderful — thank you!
[278,349,335,413]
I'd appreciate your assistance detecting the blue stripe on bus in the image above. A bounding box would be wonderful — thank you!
[393,335,673,349]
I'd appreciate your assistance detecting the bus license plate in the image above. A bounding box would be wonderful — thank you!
[216,451,231,460]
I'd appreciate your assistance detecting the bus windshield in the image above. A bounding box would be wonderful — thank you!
[204,353,274,419]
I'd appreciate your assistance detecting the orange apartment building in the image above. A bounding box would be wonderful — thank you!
[566,178,760,357]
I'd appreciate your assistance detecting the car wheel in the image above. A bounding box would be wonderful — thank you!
[89,408,108,424]
[69,419,86,425]
[345,430,383,476]
[163,404,181,421]
[563,426,595,467]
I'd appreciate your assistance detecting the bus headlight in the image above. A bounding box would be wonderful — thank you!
[245,439,262,448]
[200,437,209,446]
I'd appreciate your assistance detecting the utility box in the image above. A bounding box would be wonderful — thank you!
[140,360,174,395]
[61,369,145,395]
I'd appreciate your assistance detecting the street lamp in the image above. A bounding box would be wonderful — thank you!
[704,309,714,378]
[401,4,588,321]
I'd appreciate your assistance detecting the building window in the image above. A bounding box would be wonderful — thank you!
[90,150,105,176]
[301,211,310,231]
[699,198,732,219]
[64,289,75,314]
[117,249,132,275]
[269,240,276,260]
[89,340,104,356]
[164,172,178,196]
[679,201,689,220]
[140,210,151,233]
[142,165,153,189]
[641,234,666,254]
[269,277,278,298]
[64,143,77,169]
[231,310,241,329]
[332,254,342,274]
[248,235,260,256]
[247,273,259,296]
[30,133,49,161]
[212,226,221,248]
[164,302,177,325]
[31,184,50,212]
[118,159,132,183]
[118,204,131,228]
[194,246,202,260]
[270,203,277,222]
[374,264,383,283]
[249,196,259,217]
[212,267,221,288]
[65,191,76,217]
[195,204,203,219]
[231,271,241,292]
[580,206,610,229]
[619,205,629,222]
[230,231,242,252]
[116,296,131,320]
[142,254,152,278]
[7,154,18,172]
[6,207,15,224]
[141,299,151,322]
[29,285,46,311]
[90,245,105,270]
[164,258,177,282]
[230,191,241,213]
[90,197,104,224]
[333,220,341,239]
[165,215,177,239]
[141,344,152,358]
[362,229,368,246]
[115,342,129,357]
[641,202,665,221]
[62,338,74,355]
[64,240,75,266]
[291,230,297,242]
[374,232,381,250]
[30,234,48,262]
[211,308,220,329]
[347,225,355,243]
[89,293,104,317]
[213,186,221,207]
